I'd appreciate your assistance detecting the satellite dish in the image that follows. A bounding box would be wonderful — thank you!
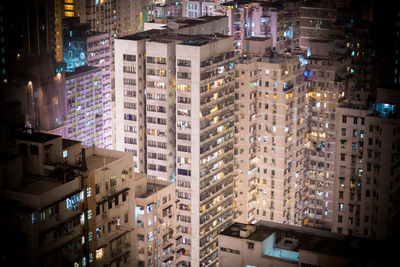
[167,21,179,30]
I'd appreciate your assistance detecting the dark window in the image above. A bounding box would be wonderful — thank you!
[96,205,100,215]
[30,145,39,154]
[19,143,28,155]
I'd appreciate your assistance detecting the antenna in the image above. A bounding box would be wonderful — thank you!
[102,156,108,170]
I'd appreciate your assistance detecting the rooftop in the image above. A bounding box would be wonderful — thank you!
[16,132,60,143]
[65,65,102,78]
[14,176,65,196]
[119,30,156,41]
[137,182,169,199]
[120,29,230,47]
[62,139,80,149]
[221,221,387,259]
[86,154,118,171]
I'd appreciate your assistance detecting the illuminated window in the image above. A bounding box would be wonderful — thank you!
[65,11,74,17]
[89,253,93,263]
[339,203,344,211]
[64,5,74,11]
[96,248,104,259]
[86,187,92,197]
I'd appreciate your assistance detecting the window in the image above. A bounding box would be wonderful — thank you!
[352,142,357,150]
[123,78,136,85]
[339,178,345,187]
[96,227,102,239]
[341,140,347,149]
[123,54,136,61]
[87,187,91,198]
[63,150,68,158]
[177,72,191,79]
[247,242,254,249]
[177,59,191,67]
[30,145,39,154]
[339,203,344,211]
[342,116,347,123]
[96,248,104,259]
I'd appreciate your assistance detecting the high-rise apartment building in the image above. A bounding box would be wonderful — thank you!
[54,0,80,62]
[80,143,136,267]
[80,0,144,36]
[115,26,236,266]
[114,35,147,173]
[86,32,113,148]
[0,133,85,267]
[299,39,350,230]
[332,88,400,241]
[135,174,176,267]
[0,129,136,267]
[234,38,307,225]
[115,16,229,174]
[175,35,236,267]
[145,40,177,181]
[299,0,351,51]
[23,0,79,61]
[224,0,300,52]
[65,65,112,148]
[79,0,148,149]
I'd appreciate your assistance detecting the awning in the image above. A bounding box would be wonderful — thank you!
[163,205,173,211]
[163,242,173,250]
[176,248,185,254]
[163,256,173,263]
[96,243,108,249]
